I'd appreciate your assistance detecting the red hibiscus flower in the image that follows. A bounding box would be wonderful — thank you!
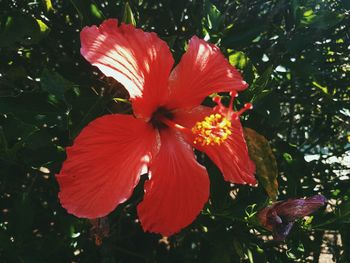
[56,19,256,236]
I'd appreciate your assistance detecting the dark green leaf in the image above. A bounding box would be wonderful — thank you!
[0,13,50,47]
[247,65,273,103]
[40,69,74,102]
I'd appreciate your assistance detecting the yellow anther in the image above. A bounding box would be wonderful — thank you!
[191,113,232,146]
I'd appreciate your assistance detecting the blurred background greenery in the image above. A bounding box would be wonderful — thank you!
[0,0,349,262]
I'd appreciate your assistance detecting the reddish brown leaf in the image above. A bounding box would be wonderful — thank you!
[244,128,278,200]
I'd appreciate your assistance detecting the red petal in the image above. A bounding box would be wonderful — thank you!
[137,130,209,236]
[165,36,248,110]
[56,114,158,218]
[174,106,256,185]
[273,195,327,221]
[258,195,327,233]
[80,19,174,120]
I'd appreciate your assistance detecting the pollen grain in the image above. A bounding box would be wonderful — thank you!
[191,114,232,146]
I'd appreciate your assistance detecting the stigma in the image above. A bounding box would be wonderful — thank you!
[191,91,253,146]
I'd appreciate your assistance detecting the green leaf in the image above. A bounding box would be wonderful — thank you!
[341,0,350,9]
[247,248,254,263]
[291,0,302,20]
[248,65,273,102]
[20,129,64,166]
[300,10,344,30]
[336,201,350,223]
[228,51,256,84]
[70,92,116,138]
[0,114,38,162]
[69,0,104,24]
[244,128,279,200]
[283,153,293,164]
[312,81,335,96]
[312,12,344,30]
[0,13,50,47]
[36,19,50,34]
[300,10,316,25]
[202,1,224,39]
[90,3,103,19]
[229,51,249,69]
[233,239,245,258]
[42,0,55,12]
[40,68,74,102]
[13,193,34,235]
[122,2,137,26]
[0,92,66,128]
[210,245,231,263]
[222,21,266,47]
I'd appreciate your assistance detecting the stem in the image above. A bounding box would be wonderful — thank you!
[113,98,131,104]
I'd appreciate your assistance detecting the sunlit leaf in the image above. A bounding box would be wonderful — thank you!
[90,3,103,19]
[301,10,316,25]
[43,0,55,12]
[247,65,273,102]
[36,19,50,34]
[122,2,136,26]
[0,13,50,47]
[69,0,104,24]
[299,9,344,30]
[202,1,224,41]
[229,51,249,69]
[228,51,256,83]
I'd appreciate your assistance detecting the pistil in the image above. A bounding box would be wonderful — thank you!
[192,93,253,146]
[153,93,252,147]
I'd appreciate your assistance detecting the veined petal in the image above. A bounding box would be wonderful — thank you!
[80,19,174,120]
[174,106,256,185]
[165,36,248,110]
[258,195,327,241]
[272,195,327,221]
[137,129,209,236]
[56,114,158,218]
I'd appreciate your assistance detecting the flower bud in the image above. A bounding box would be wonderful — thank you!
[258,194,327,241]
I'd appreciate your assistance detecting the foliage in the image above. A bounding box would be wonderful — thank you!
[0,0,349,262]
